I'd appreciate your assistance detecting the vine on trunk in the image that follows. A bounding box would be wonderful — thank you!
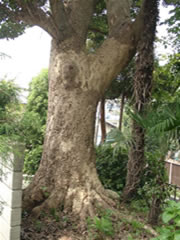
[123,0,160,201]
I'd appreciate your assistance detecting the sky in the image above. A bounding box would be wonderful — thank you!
[0,2,174,99]
[0,27,51,90]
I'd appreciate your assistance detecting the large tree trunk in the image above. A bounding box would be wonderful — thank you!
[23,41,119,219]
[21,0,152,221]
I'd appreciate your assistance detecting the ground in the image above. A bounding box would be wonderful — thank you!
[21,200,157,240]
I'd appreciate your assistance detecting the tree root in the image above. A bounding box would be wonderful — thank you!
[23,184,120,225]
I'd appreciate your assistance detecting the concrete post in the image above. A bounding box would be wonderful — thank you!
[0,146,24,240]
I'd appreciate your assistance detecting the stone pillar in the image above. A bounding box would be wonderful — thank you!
[0,146,24,240]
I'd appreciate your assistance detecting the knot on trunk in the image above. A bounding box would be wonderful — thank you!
[62,60,80,89]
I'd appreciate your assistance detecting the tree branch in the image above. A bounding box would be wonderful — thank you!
[90,0,159,94]
[89,31,136,94]
[0,1,70,41]
[88,26,107,35]
[106,0,131,36]
[65,0,96,43]
[49,0,71,39]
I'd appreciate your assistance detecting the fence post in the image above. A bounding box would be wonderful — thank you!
[169,162,172,185]
[0,144,24,240]
[174,185,177,201]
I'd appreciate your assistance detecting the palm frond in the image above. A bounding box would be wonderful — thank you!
[128,101,180,143]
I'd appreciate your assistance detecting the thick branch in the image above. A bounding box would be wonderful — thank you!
[65,0,95,43]
[107,0,131,36]
[0,1,69,41]
[89,0,157,95]
[16,8,58,39]
[49,0,71,39]
[89,22,136,94]
[88,26,107,35]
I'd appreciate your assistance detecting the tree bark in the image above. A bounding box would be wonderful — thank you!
[119,93,125,131]
[122,0,159,201]
[148,197,161,225]
[100,97,106,144]
[122,121,145,200]
[23,40,119,220]
[148,155,167,225]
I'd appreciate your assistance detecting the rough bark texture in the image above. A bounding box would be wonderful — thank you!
[23,38,133,219]
[100,98,106,144]
[148,155,167,225]
[148,197,162,225]
[122,0,159,201]
[123,121,145,200]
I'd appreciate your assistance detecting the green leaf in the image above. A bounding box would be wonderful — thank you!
[174,232,180,240]
[162,212,174,223]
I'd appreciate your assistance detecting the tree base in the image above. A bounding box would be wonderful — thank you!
[22,196,157,240]
[23,178,120,224]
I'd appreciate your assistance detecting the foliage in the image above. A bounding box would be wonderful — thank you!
[26,69,48,124]
[49,208,60,222]
[22,69,48,174]
[0,79,22,149]
[0,21,27,40]
[87,209,114,239]
[149,103,180,144]
[96,143,128,193]
[129,100,180,150]
[106,128,131,150]
[153,54,180,104]
[127,53,180,148]
[87,0,143,50]
[127,220,145,239]
[130,199,149,214]
[0,1,27,39]
[0,79,20,111]
[123,54,179,212]
[162,1,180,52]
[0,79,24,214]
[96,127,168,201]
[105,60,135,101]
[152,200,180,240]
[87,0,107,50]
[34,220,43,233]
[138,151,170,206]
[0,0,39,39]
[119,216,151,240]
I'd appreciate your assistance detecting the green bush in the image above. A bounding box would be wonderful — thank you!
[96,144,128,193]
[23,145,43,175]
[22,69,48,175]
[152,200,180,240]
[138,150,169,204]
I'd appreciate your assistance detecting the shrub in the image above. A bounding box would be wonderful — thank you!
[152,200,180,240]
[96,144,128,193]
[87,209,114,239]
[138,150,169,204]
